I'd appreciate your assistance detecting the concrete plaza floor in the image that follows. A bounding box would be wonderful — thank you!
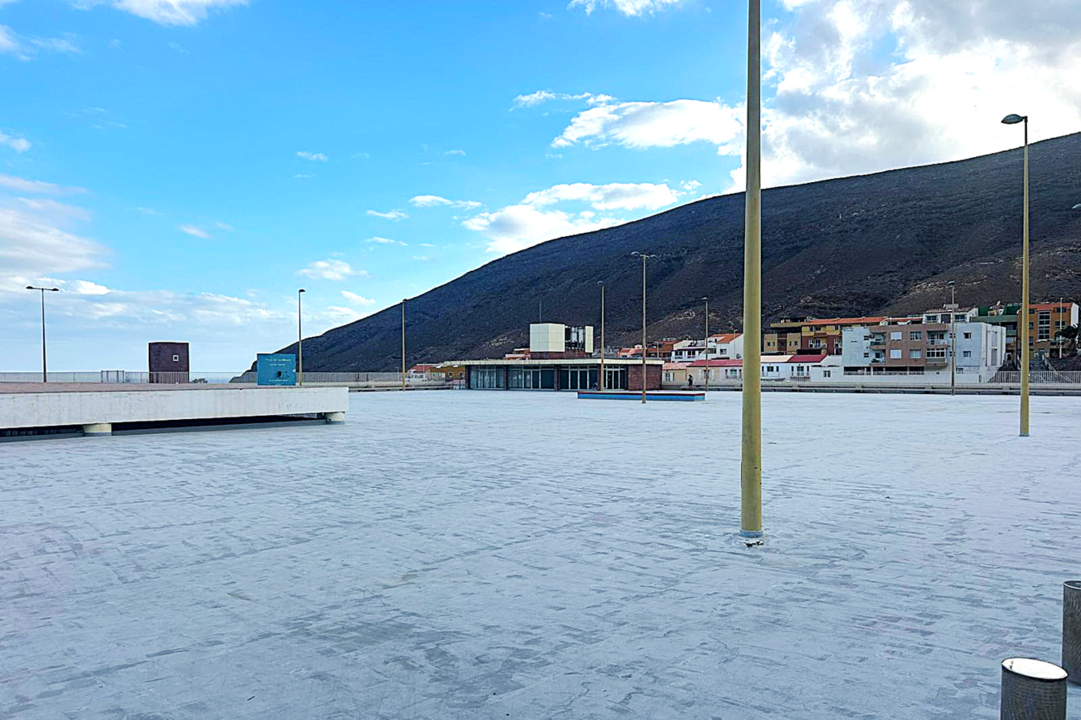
[2,391,1079,719]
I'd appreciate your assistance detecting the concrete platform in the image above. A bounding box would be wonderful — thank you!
[0,385,349,436]
[1,392,1078,718]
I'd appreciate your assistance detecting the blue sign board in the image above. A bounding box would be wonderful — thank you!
[256,353,296,386]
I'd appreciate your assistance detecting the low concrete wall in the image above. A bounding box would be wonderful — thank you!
[0,387,349,430]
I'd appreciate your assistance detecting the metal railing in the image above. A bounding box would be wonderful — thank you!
[991,370,1081,384]
[0,370,445,386]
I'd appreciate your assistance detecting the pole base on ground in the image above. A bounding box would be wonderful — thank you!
[1000,658,1067,719]
[324,412,346,424]
[739,529,763,539]
[82,423,112,437]
[1064,581,1081,685]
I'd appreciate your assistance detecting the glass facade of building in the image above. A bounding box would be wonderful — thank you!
[468,364,630,390]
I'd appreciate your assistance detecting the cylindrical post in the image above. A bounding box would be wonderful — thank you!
[401,298,406,391]
[1064,580,1081,684]
[704,298,710,393]
[297,289,304,386]
[599,283,605,391]
[1020,119,1030,437]
[740,0,763,538]
[1000,658,1067,719]
[641,254,647,404]
[40,289,47,383]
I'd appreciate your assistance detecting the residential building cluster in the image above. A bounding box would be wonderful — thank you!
[406,300,1078,391]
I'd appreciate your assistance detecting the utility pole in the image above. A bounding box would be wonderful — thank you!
[948,280,956,396]
[741,0,764,539]
[703,297,710,393]
[297,288,305,386]
[598,281,606,391]
[401,298,407,391]
[632,252,656,404]
[26,286,59,383]
[1001,112,1030,436]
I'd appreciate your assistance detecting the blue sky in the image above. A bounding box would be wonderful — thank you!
[2,0,1078,370]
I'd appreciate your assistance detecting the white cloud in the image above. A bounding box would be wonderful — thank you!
[340,290,376,306]
[409,195,482,210]
[0,205,107,294]
[444,149,466,156]
[296,150,328,162]
[293,173,315,179]
[0,25,80,60]
[15,198,91,222]
[552,99,743,150]
[136,206,160,215]
[522,182,678,211]
[419,243,436,248]
[680,179,702,193]
[412,255,430,261]
[567,0,687,17]
[298,259,365,281]
[463,180,680,255]
[0,174,87,195]
[88,0,248,27]
[215,221,233,231]
[512,90,615,109]
[464,205,623,256]
[179,224,211,239]
[0,131,30,153]
[366,236,407,246]
[366,209,408,220]
[721,0,1081,191]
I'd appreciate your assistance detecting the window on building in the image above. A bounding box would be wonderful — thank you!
[823,370,831,378]
[963,332,972,340]
[963,350,971,358]
[863,352,869,358]
[890,331,902,340]
[910,331,922,341]
[890,349,902,359]
[926,314,939,323]
[910,349,922,359]
[172,354,179,362]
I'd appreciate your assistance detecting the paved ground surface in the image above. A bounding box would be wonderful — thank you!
[2,391,1079,719]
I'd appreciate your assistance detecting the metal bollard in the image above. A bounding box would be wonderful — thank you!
[1065,580,1081,684]
[1000,658,1067,720]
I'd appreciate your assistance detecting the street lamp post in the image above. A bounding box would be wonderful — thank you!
[631,252,656,404]
[598,281,605,391]
[703,297,710,393]
[741,0,764,538]
[26,286,59,383]
[297,288,305,386]
[1002,113,1029,437]
[401,298,407,391]
[947,280,957,396]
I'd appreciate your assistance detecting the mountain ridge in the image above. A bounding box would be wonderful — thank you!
[270,132,1081,371]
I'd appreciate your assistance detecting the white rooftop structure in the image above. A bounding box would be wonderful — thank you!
[3,392,1078,717]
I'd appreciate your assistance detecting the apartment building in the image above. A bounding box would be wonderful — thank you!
[670,333,744,362]
[765,316,892,356]
[841,320,1004,383]
[1027,302,1079,355]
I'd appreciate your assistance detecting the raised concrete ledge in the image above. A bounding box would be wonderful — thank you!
[0,386,349,432]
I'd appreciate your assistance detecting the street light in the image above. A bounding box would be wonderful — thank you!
[947,280,957,396]
[597,281,606,391]
[702,297,710,394]
[401,298,407,391]
[741,0,764,539]
[26,285,59,383]
[297,288,305,386]
[631,252,656,404]
[1002,112,1029,437]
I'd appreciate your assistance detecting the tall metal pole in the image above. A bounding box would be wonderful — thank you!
[297,288,305,386]
[401,298,407,391]
[26,286,58,382]
[740,0,763,538]
[949,281,956,396]
[1021,118,1030,437]
[39,289,47,383]
[703,297,710,393]
[599,282,606,391]
[641,254,647,404]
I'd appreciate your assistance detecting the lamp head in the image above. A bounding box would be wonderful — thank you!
[1073,204,1081,210]
[298,288,306,293]
[49,288,59,292]
[26,285,33,290]
[946,280,955,288]
[1001,114,1026,125]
